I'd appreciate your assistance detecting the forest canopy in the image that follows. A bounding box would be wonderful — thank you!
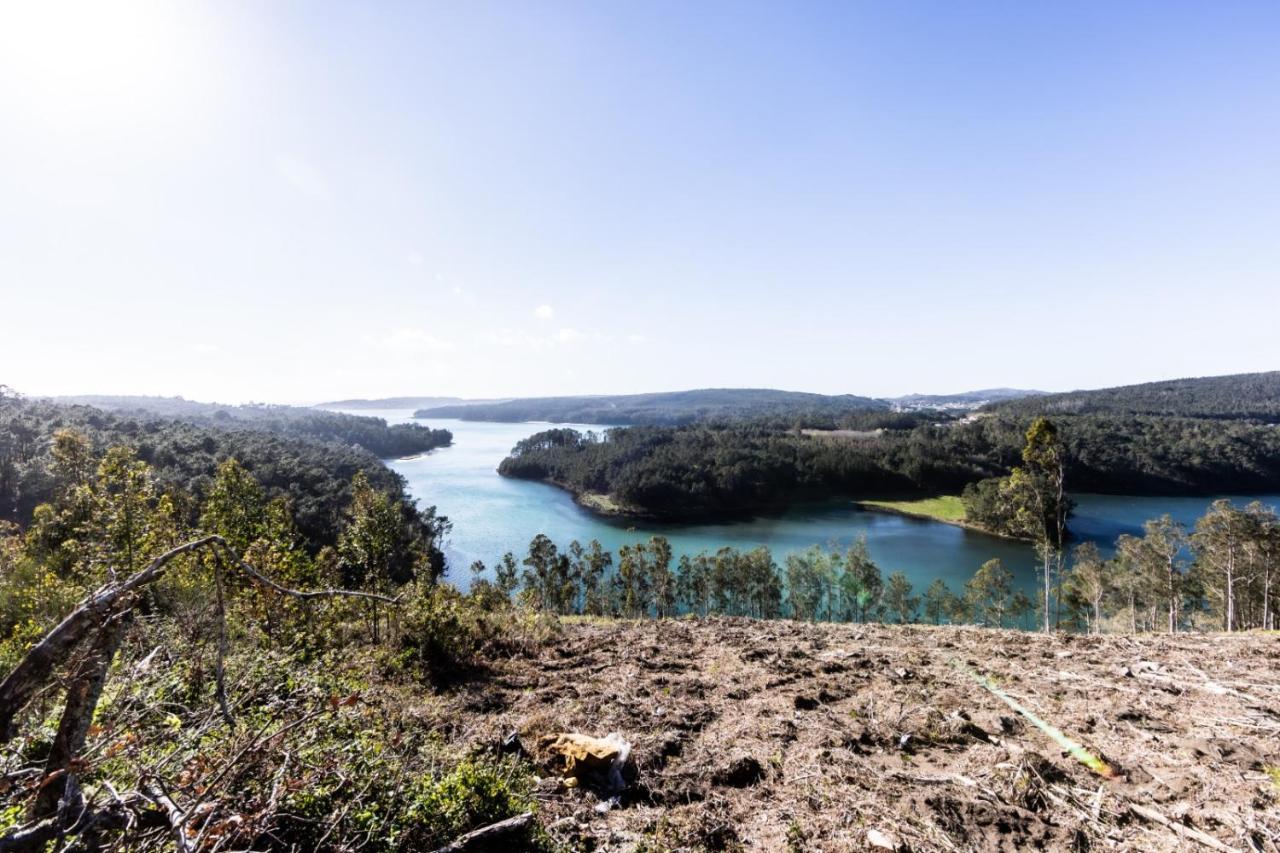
[416,387,889,425]
[0,389,450,559]
[498,414,1280,520]
[986,370,1280,420]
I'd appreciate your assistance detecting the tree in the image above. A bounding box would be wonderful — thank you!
[1192,500,1250,632]
[1007,418,1070,631]
[839,537,882,622]
[616,544,651,617]
[677,553,711,616]
[583,537,616,612]
[1130,515,1188,633]
[1062,542,1110,633]
[1009,590,1035,630]
[964,558,1012,627]
[923,578,954,625]
[495,552,520,599]
[201,459,268,554]
[883,572,918,624]
[1111,535,1148,632]
[520,534,560,612]
[338,472,422,639]
[786,546,826,621]
[648,536,676,618]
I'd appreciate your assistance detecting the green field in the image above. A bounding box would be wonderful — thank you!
[860,495,967,523]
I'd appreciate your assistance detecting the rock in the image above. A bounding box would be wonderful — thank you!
[539,733,624,779]
[866,828,897,849]
[713,754,765,788]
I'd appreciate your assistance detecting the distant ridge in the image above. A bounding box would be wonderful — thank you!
[884,388,1047,412]
[316,396,507,411]
[985,371,1280,420]
[415,388,888,425]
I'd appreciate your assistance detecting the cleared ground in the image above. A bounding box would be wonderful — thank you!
[423,618,1280,852]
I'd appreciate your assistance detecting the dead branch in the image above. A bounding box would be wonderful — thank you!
[429,811,535,853]
[0,536,220,742]
[144,782,194,853]
[0,535,399,744]
[1129,803,1238,852]
[31,611,130,820]
[0,817,60,853]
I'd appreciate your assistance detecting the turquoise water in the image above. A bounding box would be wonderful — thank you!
[353,411,1280,601]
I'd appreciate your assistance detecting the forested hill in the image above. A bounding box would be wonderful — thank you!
[1,390,448,557]
[56,394,453,458]
[416,388,889,425]
[316,395,486,411]
[986,371,1280,420]
[498,414,1280,520]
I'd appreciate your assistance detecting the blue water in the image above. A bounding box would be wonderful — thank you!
[349,411,1280,600]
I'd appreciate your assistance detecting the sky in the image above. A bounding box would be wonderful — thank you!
[2,1,1278,404]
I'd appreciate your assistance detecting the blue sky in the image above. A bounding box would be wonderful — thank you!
[2,1,1278,402]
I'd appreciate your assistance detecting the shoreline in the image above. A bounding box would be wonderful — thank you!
[506,473,1037,540]
[853,500,1034,542]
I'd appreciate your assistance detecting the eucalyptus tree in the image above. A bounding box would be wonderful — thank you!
[883,571,919,624]
[964,558,1013,627]
[922,578,954,625]
[1128,515,1188,632]
[676,552,712,616]
[576,539,613,616]
[1192,500,1252,632]
[785,546,827,621]
[648,536,676,618]
[839,536,882,622]
[1009,418,1069,631]
[1062,542,1110,633]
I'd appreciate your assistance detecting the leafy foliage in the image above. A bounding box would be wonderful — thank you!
[500,413,1280,521]
[0,393,449,557]
[987,370,1280,420]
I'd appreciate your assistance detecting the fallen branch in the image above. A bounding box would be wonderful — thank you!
[145,782,194,853]
[952,659,1117,779]
[0,535,398,743]
[429,811,535,853]
[1128,803,1237,852]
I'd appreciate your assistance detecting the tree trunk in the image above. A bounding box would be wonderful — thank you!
[31,614,128,820]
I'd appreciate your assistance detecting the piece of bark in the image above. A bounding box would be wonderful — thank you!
[429,812,535,853]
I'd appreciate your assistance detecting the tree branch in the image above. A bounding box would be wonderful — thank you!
[0,535,398,744]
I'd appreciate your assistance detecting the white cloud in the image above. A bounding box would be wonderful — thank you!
[533,304,554,321]
[407,251,424,267]
[274,154,331,202]
[627,333,647,344]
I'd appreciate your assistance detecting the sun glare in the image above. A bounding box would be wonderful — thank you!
[0,1,203,129]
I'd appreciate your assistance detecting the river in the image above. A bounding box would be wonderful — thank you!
[347,411,1280,602]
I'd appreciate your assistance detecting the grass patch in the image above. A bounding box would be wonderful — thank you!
[861,496,966,523]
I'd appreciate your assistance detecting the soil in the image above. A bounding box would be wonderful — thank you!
[424,619,1280,852]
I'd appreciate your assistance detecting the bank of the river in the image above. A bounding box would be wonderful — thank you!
[855,496,1034,542]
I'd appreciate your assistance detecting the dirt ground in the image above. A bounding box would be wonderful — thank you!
[423,619,1280,852]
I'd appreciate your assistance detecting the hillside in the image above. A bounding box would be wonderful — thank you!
[426,617,1278,851]
[1,392,448,555]
[886,388,1047,412]
[987,371,1280,420]
[53,394,453,458]
[416,388,889,425]
[316,395,508,411]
